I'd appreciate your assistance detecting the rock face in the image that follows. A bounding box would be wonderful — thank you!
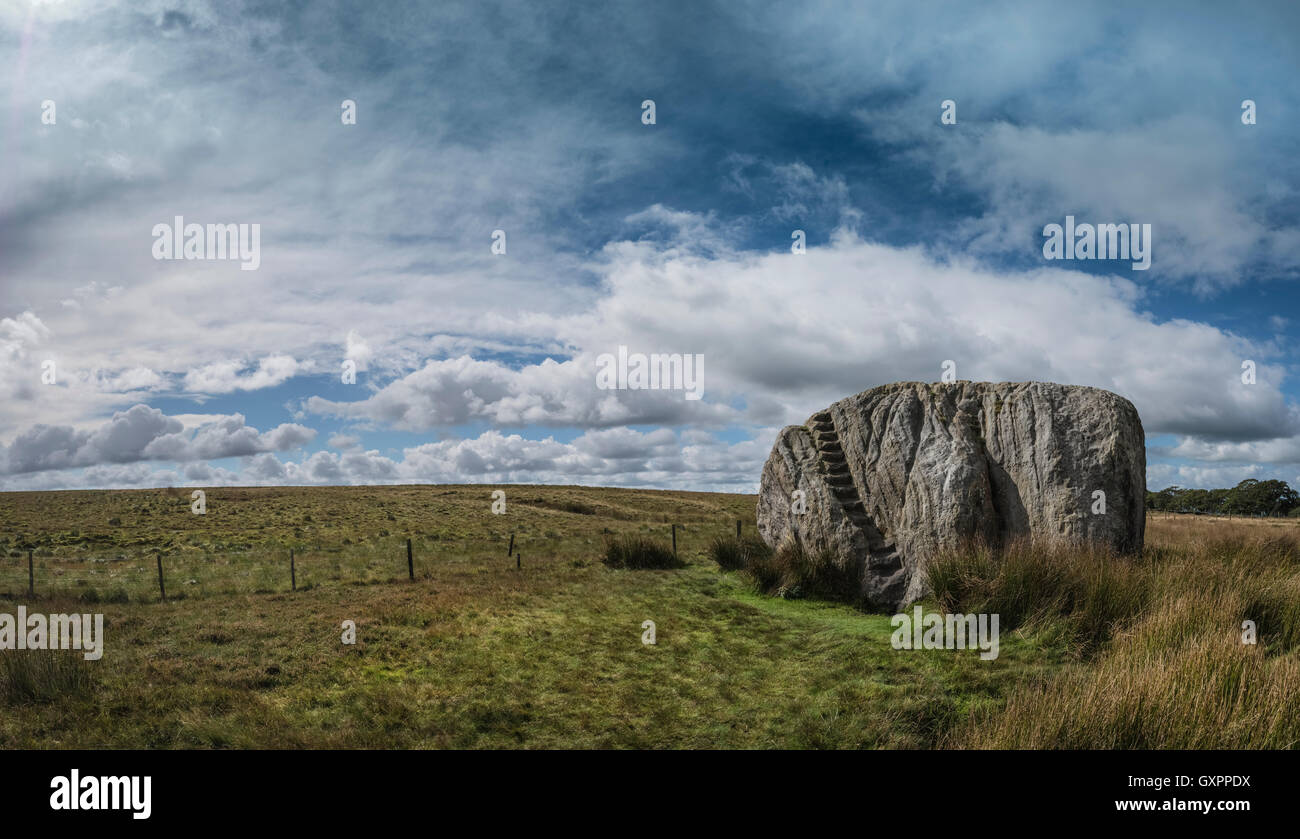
[755,381,1145,611]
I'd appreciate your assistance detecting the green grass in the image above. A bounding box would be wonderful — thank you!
[0,485,1295,748]
[0,484,1060,748]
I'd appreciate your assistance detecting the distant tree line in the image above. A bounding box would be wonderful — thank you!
[1145,479,1300,517]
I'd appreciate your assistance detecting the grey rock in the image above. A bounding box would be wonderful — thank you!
[755,381,1146,611]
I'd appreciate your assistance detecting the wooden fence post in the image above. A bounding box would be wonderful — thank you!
[27,549,33,598]
[407,538,414,581]
[516,552,521,570]
[156,553,166,602]
[671,524,677,556]
[290,548,296,591]
[736,519,742,540]
[507,533,515,557]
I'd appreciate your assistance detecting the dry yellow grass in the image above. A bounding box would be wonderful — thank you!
[949,514,1300,748]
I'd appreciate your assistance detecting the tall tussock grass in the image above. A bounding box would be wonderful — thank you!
[1,651,97,705]
[601,534,683,569]
[708,535,772,571]
[751,541,861,601]
[939,524,1300,748]
[711,535,859,601]
[958,621,1300,748]
[928,537,1149,655]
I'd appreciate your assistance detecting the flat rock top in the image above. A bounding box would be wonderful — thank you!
[812,380,1134,420]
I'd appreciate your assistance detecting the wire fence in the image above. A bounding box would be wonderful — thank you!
[1,520,748,604]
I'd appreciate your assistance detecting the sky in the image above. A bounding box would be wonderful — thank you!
[1,0,1298,494]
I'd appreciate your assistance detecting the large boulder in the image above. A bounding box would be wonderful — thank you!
[755,381,1145,610]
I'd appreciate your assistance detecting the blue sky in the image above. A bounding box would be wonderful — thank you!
[1,0,1298,493]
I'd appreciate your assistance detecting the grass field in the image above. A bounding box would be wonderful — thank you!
[0,486,1296,749]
